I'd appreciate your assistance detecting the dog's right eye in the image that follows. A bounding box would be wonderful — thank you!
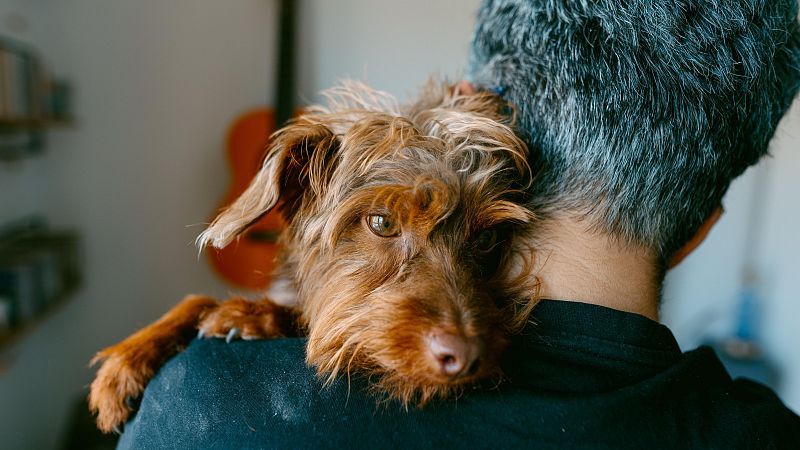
[366,215,401,237]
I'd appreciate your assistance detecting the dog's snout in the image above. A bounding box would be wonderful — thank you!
[427,332,481,379]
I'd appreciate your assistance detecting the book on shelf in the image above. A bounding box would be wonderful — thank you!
[0,217,81,337]
[0,46,35,120]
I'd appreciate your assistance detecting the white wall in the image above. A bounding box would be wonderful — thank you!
[299,0,481,100]
[757,102,800,412]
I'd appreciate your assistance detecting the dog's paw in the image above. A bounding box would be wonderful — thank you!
[197,298,295,342]
[88,351,151,434]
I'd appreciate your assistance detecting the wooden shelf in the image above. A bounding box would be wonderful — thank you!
[0,221,83,361]
[0,116,74,129]
[0,35,76,160]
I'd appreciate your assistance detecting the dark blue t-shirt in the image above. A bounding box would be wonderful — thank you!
[117,300,800,449]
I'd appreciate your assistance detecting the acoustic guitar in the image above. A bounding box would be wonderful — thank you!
[206,0,297,289]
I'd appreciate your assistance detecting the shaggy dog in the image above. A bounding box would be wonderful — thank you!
[89,81,539,433]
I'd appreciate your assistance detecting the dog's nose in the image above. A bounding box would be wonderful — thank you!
[427,332,481,379]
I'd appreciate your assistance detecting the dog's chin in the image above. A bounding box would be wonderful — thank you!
[366,347,500,407]
[411,368,487,395]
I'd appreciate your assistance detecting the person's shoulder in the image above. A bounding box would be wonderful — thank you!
[680,347,800,447]
[118,338,324,449]
[149,337,320,412]
[119,338,542,449]
[728,377,800,445]
[178,336,311,375]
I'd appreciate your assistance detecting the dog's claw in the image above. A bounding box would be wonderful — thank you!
[226,328,240,343]
[197,329,205,339]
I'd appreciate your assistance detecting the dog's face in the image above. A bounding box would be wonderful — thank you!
[199,81,538,404]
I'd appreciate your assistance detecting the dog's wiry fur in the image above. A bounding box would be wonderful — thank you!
[89,80,539,433]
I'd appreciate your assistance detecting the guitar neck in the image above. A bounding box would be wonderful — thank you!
[274,0,297,127]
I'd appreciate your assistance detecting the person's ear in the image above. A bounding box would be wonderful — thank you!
[669,206,724,268]
[455,80,476,95]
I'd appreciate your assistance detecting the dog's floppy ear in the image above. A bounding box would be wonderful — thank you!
[198,118,339,249]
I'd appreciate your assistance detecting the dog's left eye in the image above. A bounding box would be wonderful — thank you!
[474,229,499,253]
[366,215,401,237]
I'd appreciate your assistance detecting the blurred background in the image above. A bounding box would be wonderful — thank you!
[0,1,797,448]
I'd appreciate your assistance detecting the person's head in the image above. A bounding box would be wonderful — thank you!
[467,0,800,269]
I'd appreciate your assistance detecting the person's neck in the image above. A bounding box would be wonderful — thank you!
[528,217,661,321]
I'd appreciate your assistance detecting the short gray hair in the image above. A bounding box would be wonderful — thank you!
[468,0,800,259]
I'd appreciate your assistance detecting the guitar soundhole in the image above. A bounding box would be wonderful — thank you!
[247,230,280,243]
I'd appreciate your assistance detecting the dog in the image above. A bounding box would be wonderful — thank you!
[89,80,539,433]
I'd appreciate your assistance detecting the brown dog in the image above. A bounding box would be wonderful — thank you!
[89,81,539,433]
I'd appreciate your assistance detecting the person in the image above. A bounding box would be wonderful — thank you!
[117,1,800,448]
